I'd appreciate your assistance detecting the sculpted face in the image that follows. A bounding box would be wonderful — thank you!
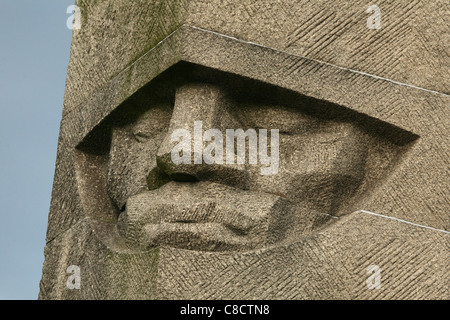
[43,2,441,298]
[104,64,369,252]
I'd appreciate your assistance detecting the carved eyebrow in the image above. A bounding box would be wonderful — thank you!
[131,110,173,137]
[232,103,322,135]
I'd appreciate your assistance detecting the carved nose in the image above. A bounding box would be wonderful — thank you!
[154,83,248,188]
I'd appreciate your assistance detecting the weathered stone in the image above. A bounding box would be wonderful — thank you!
[40,1,449,300]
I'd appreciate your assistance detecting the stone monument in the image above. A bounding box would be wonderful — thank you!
[39,0,449,299]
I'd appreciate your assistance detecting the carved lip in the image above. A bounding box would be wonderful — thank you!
[120,181,283,251]
[142,222,254,251]
[147,200,259,234]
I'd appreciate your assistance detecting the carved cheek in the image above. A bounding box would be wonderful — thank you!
[106,127,161,211]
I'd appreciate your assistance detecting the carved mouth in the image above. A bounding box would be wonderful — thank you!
[117,181,331,252]
[141,205,257,251]
[142,222,253,251]
[117,181,280,252]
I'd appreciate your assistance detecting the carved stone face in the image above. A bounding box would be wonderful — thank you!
[75,63,411,254]
[103,64,373,252]
[41,1,444,297]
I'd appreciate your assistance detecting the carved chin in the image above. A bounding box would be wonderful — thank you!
[116,181,333,252]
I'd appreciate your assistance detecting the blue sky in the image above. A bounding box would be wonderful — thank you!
[0,0,74,299]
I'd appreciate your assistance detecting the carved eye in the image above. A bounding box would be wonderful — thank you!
[130,107,173,143]
[132,131,152,143]
[234,104,321,135]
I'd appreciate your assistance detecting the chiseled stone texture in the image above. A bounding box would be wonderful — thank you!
[64,0,449,116]
[40,1,449,299]
[39,219,159,299]
[39,212,448,299]
[187,0,449,94]
[63,0,187,116]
